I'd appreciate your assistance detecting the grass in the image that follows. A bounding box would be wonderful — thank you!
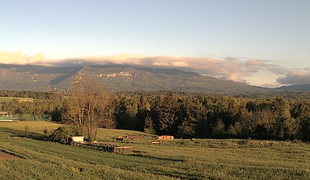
[1,121,310,179]
[0,97,34,103]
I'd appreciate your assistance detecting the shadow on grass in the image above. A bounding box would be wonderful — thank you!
[0,127,49,141]
[0,149,26,159]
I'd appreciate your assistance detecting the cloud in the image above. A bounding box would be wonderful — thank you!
[0,52,269,84]
[246,60,266,66]
[266,66,287,75]
[49,55,249,82]
[0,52,46,64]
[171,61,189,67]
[277,71,310,85]
[153,62,170,66]
[3,51,306,87]
[225,57,239,61]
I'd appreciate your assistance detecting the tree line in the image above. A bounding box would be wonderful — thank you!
[1,88,310,142]
[0,90,63,100]
[110,92,310,141]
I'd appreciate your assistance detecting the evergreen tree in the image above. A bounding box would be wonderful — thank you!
[156,92,178,135]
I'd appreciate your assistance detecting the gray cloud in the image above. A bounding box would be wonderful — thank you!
[277,71,310,85]
[267,66,287,75]
[225,57,239,61]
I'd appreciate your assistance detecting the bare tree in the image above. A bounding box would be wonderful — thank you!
[63,78,112,142]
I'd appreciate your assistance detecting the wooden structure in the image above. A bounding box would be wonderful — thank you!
[157,135,174,140]
[126,135,145,140]
[71,142,132,154]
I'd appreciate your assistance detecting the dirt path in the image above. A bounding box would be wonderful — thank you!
[0,152,20,160]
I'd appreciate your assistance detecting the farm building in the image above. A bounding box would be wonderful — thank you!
[157,135,174,140]
[68,136,85,144]
[0,112,13,122]
[0,112,12,117]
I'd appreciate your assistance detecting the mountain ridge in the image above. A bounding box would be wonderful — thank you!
[0,63,271,94]
[276,84,310,92]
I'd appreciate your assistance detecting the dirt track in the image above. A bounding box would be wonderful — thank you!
[0,152,20,160]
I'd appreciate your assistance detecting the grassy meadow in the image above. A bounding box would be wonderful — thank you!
[0,97,34,103]
[0,121,310,180]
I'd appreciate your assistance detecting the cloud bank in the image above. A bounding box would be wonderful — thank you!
[1,52,309,87]
[60,55,249,82]
[277,71,310,85]
[0,52,46,64]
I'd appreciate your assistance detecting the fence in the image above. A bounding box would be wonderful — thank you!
[71,142,132,154]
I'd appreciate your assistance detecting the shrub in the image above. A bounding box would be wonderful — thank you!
[43,128,49,136]
[49,125,84,144]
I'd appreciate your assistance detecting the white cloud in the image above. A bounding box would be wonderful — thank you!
[153,62,170,66]
[246,59,267,66]
[171,61,189,67]
[0,52,46,64]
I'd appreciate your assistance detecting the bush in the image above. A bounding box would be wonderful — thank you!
[49,125,84,144]
[21,114,32,121]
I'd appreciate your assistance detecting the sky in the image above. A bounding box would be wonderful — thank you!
[1,0,310,87]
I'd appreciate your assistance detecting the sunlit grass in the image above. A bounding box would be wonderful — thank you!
[0,97,34,103]
[0,121,310,179]
[0,120,61,133]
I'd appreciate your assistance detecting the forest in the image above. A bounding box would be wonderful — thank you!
[1,89,310,142]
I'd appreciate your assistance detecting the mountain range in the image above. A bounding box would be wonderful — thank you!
[0,63,309,94]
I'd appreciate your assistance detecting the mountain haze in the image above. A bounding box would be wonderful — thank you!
[276,84,310,92]
[0,63,270,94]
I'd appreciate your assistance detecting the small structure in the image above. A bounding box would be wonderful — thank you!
[157,135,174,140]
[0,112,13,122]
[116,136,124,141]
[71,142,132,154]
[68,136,85,144]
[126,135,145,140]
[0,112,11,117]
[0,119,13,122]
[116,135,155,141]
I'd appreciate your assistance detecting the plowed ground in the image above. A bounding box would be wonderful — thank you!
[0,152,19,160]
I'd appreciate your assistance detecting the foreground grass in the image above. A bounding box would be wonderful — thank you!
[0,121,310,180]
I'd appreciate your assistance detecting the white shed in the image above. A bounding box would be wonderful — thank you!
[69,136,84,143]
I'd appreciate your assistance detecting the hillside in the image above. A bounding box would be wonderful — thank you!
[276,84,310,92]
[0,64,81,91]
[0,64,269,94]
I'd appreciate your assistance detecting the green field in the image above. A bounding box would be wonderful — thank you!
[0,121,310,180]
